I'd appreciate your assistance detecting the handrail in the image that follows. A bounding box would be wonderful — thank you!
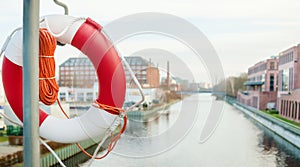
[233,100,300,136]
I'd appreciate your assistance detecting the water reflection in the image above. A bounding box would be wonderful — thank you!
[255,121,300,167]
[126,101,180,138]
[83,94,300,167]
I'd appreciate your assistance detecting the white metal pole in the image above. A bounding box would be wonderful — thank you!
[23,0,40,166]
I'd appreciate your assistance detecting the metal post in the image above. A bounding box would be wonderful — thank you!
[23,0,40,166]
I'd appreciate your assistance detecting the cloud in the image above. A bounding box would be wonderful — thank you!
[1,0,300,78]
[210,27,300,76]
[38,0,300,21]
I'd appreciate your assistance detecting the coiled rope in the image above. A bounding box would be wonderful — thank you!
[39,28,59,105]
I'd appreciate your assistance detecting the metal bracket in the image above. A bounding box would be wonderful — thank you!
[53,0,69,15]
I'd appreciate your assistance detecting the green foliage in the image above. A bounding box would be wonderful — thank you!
[262,109,278,114]
[0,136,8,142]
[6,125,23,136]
[261,110,300,128]
[272,115,300,128]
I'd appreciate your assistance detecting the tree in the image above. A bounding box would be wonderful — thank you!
[213,73,248,98]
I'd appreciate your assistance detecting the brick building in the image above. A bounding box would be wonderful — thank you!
[237,57,278,110]
[277,44,300,122]
[58,57,96,88]
[58,56,160,102]
[124,56,160,88]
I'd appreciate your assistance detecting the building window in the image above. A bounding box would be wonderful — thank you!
[261,74,266,91]
[270,74,274,92]
[282,69,289,91]
[86,92,93,102]
[298,102,300,120]
[253,97,258,108]
[280,100,283,115]
[279,52,294,65]
[270,62,275,70]
[284,100,287,117]
[291,102,294,119]
[77,92,84,102]
[59,92,66,101]
[289,68,294,90]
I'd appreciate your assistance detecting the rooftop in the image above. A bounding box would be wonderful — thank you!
[124,56,149,66]
[59,57,93,67]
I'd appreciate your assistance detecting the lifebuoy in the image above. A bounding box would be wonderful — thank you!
[2,15,126,143]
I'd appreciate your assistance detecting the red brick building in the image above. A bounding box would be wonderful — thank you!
[277,44,300,123]
[124,56,160,88]
[145,67,160,88]
[58,58,96,88]
[237,57,278,110]
[59,56,160,89]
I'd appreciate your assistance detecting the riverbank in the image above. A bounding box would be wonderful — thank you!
[226,97,300,149]
[126,99,181,120]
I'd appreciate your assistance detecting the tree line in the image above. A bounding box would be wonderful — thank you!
[213,73,248,98]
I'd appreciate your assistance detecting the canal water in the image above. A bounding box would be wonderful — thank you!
[82,94,300,167]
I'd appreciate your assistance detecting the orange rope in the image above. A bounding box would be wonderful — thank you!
[58,99,127,160]
[39,28,59,105]
[39,28,127,160]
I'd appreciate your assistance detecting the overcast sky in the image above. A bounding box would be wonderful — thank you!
[1,0,300,82]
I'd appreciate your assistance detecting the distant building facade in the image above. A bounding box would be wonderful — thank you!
[174,78,189,91]
[58,86,97,102]
[145,67,160,88]
[237,57,278,110]
[277,44,300,122]
[124,56,160,88]
[58,56,160,102]
[58,57,96,88]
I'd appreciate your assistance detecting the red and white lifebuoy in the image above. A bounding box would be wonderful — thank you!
[2,15,126,143]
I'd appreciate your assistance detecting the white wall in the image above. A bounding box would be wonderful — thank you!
[0,108,5,129]
[125,88,163,104]
[59,87,95,102]
[0,69,5,105]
